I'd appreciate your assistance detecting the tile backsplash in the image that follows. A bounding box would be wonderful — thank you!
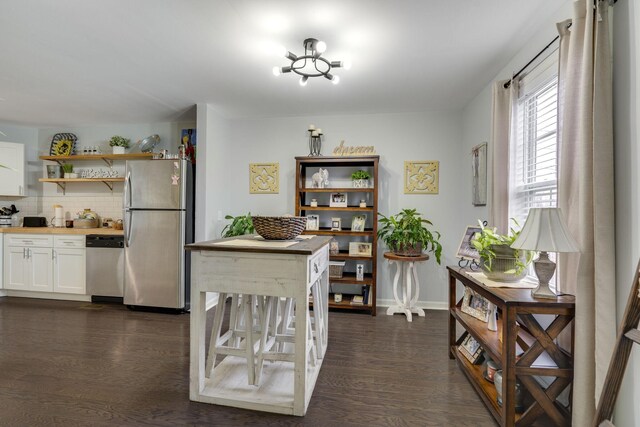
[0,194,123,225]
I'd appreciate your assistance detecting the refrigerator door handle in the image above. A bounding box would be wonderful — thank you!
[124,209,133,247]
[124,170,132,208]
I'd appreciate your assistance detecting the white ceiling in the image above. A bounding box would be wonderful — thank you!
[0,0,561,127]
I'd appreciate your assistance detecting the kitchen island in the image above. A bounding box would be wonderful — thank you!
[186,234,331,416]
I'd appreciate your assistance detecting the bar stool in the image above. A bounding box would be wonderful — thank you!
[383,252,429,322]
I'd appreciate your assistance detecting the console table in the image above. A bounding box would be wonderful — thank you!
[187,235,331,416]
[448,266,575,426]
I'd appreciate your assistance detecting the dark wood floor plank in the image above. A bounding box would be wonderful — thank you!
[0,297,495,426]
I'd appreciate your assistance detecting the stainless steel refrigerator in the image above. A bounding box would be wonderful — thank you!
[123,159,194,311]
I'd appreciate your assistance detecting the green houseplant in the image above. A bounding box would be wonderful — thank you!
[471,219,533,282]
[61,163,76,178]
[109,135,130,154]
[377,208,442,263]
[221,213,255,237]
[351,170,371,188]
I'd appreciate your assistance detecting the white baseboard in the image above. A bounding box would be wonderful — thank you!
[3,290,91,302]
[376,298,448,311]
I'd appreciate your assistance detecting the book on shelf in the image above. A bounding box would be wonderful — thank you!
[350,295,364,305]
[362,285,370,306]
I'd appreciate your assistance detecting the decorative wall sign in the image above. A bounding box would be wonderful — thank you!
[472,142,487,206]
[249,163,279,194]
[404,161,439,194]
[332,140,376,156]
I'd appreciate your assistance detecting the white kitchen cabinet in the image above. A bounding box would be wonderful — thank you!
[4,246,53,292]
[53,248,85,294]
[0,141,25,196]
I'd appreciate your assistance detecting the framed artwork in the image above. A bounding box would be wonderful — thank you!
[349,242,372,257]
[329,192,348,207]
[306,214,319,231]
[458,334,483,364]
[49,133,78,156]
[329,239,340,255]
[456,226,481,260]
[330,217,341,231]
[461,287,490,322]
[249,163,279,194]
[356,264,364,281]
[351,214,366,232]
[472,142,487,206]
[404,161,439,194]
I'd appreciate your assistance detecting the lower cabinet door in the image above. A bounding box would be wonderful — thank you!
[30,247,53,292]
[53,248,86,294]
[4,246,29,290]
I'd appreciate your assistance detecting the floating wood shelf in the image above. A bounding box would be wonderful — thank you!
[39,178,124,194]
[40,153,153,167]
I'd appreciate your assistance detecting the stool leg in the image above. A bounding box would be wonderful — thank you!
[243,294,257,385]
[306,302,317,367]
[255,296,276,384]
[205,292,227,378]
[311,279,325,358]
[229,293,241,346]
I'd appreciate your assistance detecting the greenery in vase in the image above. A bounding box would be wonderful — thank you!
[61,163,74,174]
[351,170,371,180]
[221,213,255,237]
[471,219,533,273]
[377,208,442,263]
[109,135,130,148]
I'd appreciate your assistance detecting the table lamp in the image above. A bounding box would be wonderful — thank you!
[510,208,579,299]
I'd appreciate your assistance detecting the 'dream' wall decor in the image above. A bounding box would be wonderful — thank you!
[249,162,279,194]
[404,161,439,194]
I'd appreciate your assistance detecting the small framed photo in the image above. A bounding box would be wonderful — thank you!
[329,239,340,255]
[458,334,484,364]
[306,214,319,231]
[349,242,372,257]
[329,192,348,207]
[351,214,366,232]
[356,264,364,281]
[457,226,481,260]
[461,287,490,322]
[331,217,342,231]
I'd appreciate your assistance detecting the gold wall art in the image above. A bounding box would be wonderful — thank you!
[249,162,279,194]
[404,161,439,194]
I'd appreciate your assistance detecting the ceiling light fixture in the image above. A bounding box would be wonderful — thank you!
[273,38,349,85]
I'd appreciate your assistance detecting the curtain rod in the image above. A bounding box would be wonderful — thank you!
[503,0,615,89]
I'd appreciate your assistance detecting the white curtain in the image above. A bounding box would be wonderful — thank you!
[489,80,516,233]
[556,1,616,425]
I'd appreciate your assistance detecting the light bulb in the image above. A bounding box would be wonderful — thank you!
[343,60,352,70]
[316,40,327,54]
[332,75,340,85]
[272,66,281,76]
[299,76,308,87]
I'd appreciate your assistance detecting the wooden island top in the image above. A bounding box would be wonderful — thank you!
[186,234,332,255]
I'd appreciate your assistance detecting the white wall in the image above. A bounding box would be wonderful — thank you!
[613,1,640,425]
[203,111,466,306]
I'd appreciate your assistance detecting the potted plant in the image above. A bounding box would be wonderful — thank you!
[61,163,77,179]
[351,170,371,188]
[471,219,533,282]
[377,208,442,263]
[109,135,130,154]
[221,213,255,237]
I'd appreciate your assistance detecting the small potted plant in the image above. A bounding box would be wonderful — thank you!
[109,135,130,154]
[471,219,533,282]
[62,163,77,179]
[351,170,371,188]
[221,213,255,237]
[377,208,442,262]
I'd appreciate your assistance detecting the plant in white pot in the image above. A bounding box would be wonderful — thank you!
[377,208,442,262]
[471,219,533,282]
[61,163,77,179]
[351,170,371,188]
[109,135,130,154]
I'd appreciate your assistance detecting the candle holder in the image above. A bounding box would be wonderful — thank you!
[307,126,323,156]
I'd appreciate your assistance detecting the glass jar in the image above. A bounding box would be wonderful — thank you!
[494,370,525,412]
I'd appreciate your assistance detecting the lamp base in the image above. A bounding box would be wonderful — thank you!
[531,251,558,300]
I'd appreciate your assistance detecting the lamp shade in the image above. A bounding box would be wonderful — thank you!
[510,208,579,253]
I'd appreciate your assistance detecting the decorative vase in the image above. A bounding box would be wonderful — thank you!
[112,146,126,155]
[392,242,423,257]
[352,179,369,188]
[480,244,528,282]
[494,370,525,412]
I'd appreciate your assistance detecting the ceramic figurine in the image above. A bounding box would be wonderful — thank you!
[311,168,329,188]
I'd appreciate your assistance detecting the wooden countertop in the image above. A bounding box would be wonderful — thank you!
[186,234,332,255]
[0,227,123,236]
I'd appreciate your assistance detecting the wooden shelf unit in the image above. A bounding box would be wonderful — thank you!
[448,267,575,427]
[295,155,379,315]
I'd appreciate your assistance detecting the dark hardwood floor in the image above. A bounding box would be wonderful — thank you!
[0,297,494,426]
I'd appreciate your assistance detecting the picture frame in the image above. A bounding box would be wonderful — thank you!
[351,214,366,232]
[472,142,488,206]
[349,242,372,257]
[356,264,364,281]
[306,214,319,231]
[329,239,340,255]
[329,192,348,207]
[458,334,484,364]
[456,226,481,260]
[461,287,490,322]
[330,217,342,231]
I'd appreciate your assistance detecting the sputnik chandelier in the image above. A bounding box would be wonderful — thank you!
[273,38,350,86]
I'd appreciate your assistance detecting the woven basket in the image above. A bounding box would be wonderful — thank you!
[252,216,307,240]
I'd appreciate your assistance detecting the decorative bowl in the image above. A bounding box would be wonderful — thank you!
[251,216,307,240]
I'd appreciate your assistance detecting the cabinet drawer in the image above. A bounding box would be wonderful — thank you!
[54,235,85,248]
[308,245,329,284]
[5,234,53,247]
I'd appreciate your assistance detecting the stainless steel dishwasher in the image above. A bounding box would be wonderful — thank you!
[86,234,124,303]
